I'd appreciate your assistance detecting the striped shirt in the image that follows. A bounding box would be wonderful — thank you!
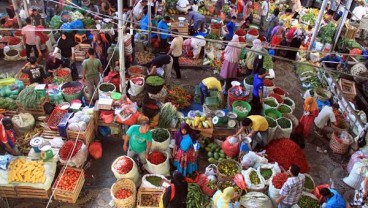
[280,174,305,205]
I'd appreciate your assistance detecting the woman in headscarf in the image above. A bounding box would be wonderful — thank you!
[286,29,305,60]
[220,35,241,92]
[295,96,319,137]
[161,170,188,208]
[212,187,240,208]
[245,39,265,75]
[271,26,285,61]
[173,123,199,176]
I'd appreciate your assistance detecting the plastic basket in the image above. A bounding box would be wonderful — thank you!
[264,109,282,120]
[47,108,68,131]
[232,101,251,120]
[205,96,220,109]
[61,81,84,102]
[111,179,136,208]
[142,98,160,118]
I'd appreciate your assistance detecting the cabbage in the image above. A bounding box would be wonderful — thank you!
[78,121,87,131]
[50,15,62,29]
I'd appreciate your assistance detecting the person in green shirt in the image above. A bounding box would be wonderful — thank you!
[82,48,103,101]
[123,122,152,165]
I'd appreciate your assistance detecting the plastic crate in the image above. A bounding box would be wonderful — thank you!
[47,109,68,131]
[58,113,74,137]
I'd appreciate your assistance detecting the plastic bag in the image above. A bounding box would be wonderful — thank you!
[59,143,88,168]
[50,137,64,148]
[242,168,266,191]
[205,164,218,176]
[240,192,272,208]
[222,136,240,157]
[68,123,79,131]
[89,141,102,159]
[343,159,368,189]
[241,151,268,169]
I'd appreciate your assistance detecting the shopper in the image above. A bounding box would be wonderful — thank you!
[22,17,38,59]
[161,170,188,208]
[234,116,269,148]
[35,25,49,63]
[45,53,62,76]
[53,32,77,80]
[133,0,148,21]
[167,29,183,79]
[251,68,268,115]
[0,117,21,156]
[295,97,319,138]
[92,32,110,76]
[245,39,265,75]
[199,77,223,105]
[351,1,368,23]
[319,188,346,208]
[319,53,343,70]
[223,16,237,41]
[276,164,305,208]
[100,0,113,15]
[291,0,302,18]
[176,0,191,14]
[173,123,199,176]
[286,29,305,60]
[314,104,340,137]
[260,0,269,29]
[157,16,171,51]
[21,56,46,84]
[123,122,152,165]
[82,48,103,102]
[188,11,206,32]
[30,8,43,26]
[148,54,173,85]
[220,35,241,93]
[212,187,240,208]
[271,26,285,59]
[279,8,293,28]
[266,8,280,41]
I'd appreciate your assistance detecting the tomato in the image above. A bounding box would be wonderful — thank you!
[115,188,132,199]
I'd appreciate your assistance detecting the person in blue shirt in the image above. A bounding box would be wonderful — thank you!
[251,68,268,115]
[223,16,237,41]
[319,188,346,208]
[188,11,205,32]
[319,53,343,69]
[139,7,150,31]
[157,16,171,52]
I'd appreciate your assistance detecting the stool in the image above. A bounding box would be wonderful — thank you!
[74,34,87,44]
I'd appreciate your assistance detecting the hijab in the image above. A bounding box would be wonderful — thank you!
[214,187,235,208]
[175,123,197,146]
[246,39,263,69]
[171,170,188,205]
[304,97,318,112]
[224,35,241,63]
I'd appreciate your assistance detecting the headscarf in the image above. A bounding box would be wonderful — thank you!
[246,39,263,69]
[224,35,241,63]
[214,187,235,208]
[304,97,318,112]
[172,170,188,199]
[35,25,49,44]
[174,123,197,146]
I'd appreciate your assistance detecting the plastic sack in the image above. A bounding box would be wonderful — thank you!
[141,174,168,189]
[78,121,87,131]
[347,151,368,173]
[234,173,247,190]
[116,111,140,126]
[145,151,170,176]
[242,168,266,192]
[68,123,79,131]
[240,192,273,208]
[313,184,330,199]
[343,159,368,189]
[70,19,84,29]
[257,163,281,185]
[89,141,102,159]
[59,143,88,168]
[205,164,218,176]
[201,177,217,197]
[50,137,64,148]
[60,23,73,32]
[222,136,240,157]
[241,151,268,169]
[11,113,35,136]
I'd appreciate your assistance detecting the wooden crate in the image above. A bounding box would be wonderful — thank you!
[15,186,51,199]
[343,23,358,39]
[170,22,189,35]
[137,188,162,208]
[18,96,49,116]
[67,119,95,146]
[53,167,85,203]
[0,186,17,198]
[338,78,356,101]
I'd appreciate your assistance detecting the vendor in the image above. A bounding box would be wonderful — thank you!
[199,77,223,105]
[21,56,47,84]
[245,39,265,76]
[212,187,240,208]
[276,164,305,207]
[173,123,199,176]
[176,0,191,14]
[318,53,343,70]
[188,10,205,32]
[314,103,340,137]
[148,54,173,85]
[82,48,103,102]
[295,97,319,138]
[234,116,269,149]
[0,117,21,156]
[45,53,62,75]
[156,16,171,51]
[319,188,346,208]
[123,121,152,168]
[223,16,237,41]
[161,170,188,208]
[251,68,268,115]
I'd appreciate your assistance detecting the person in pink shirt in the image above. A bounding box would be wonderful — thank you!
[21,17,38,58]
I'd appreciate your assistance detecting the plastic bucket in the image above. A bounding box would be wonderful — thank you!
[99,83,116,99]
[61,81,84,102]
[264,108,282,120]
[232,101,251,120]
[228,86,249,109]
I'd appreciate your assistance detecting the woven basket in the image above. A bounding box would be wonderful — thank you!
[217,159,241,183]
[128,65,147,77]
[111,179,136,208]
[329,132,350,154]
[331,121,350,132]
[314,88,332,101]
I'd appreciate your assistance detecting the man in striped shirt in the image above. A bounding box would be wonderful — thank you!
[276,164,305,208]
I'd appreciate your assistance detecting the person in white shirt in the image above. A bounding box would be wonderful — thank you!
[260,0,269,29]
[133,0,148,21]
[351,1,368,22]
[314,103,340,137]
[176,0,191,14]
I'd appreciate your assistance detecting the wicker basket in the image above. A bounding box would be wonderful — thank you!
[111,179,136,208]
[331,121,350,132]
[314,88,332,101]
[217,159,242,183]
[329,131,352,154]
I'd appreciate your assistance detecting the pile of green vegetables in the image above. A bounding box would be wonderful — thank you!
[283,98,294,107]
[265,116,277,128]
[260,168,273,180]
[146,76,164,86]
[319,23,336,44]
[218,160,240,176]
[277,118,291,129]
[187,183,207,208]
[250,170,260,185]
[304,175,315,190]
[50,15,62,29]
[245,76,254,85]
[16,85,42,110]
[82,17,95,29]
[266,111,279,120]
[264,99,278,108]
[296,63,316,75]
[338,38,362,50]
[207,33,220,40]
[158,102,177,128]
[152,128,170,143]
[205,142,228,164]
[298,195,319,208]
[145,176,162,187]
[263,55,273,69]
[0,97,17,110]
[278,105,292,113]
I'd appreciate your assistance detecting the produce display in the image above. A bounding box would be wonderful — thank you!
[179,57,203,65]
[266,111,279,120]
[136,52,155,64]
[278,105,292,113]
[268,94,282,103]
[265,117,277,128]
[0,97,17,110]
[272,172,288,189]
[55,69,71,77]
[62,85,83,94]
[158,102,177,128]
[140,193,161,206]
[54,168,81,191]
[245,76,254,85]
[218,181,242,195]
[266,139,309,173]
[113,157,134,174]
[319,23,336,44]
[283,98,293,107]
[145,176,162,187]
[277,118,292,128]
[263,55,273,69]
[264,99,278,108]
[115,188,133,199]
[152,128,170,142]
[17,85,42,109]
[17,127,42,154]
[260,168,273,180]
[59,140,83,161]
[48,109,67,130]
[148,151,166,165]
[304,175,315,190]
[234,106,249,114]
[146,76,164,86]
[167,86,192,109]
[186,114,212,129]
[218,160,240,176]
[210,60,222,70]
[207,33,220,40]
[68,110,93,132]
[298,195,320,208]
[187,183,207,208]
[205,142,227,164]
[8,158,46,183]
[249,170,260,185]
[264,79,274,87]
[301,9,319,26]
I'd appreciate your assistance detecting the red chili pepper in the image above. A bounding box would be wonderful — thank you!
[273,87,285,96]
[113,156,133,174]
[59,140,83,160]
[268,93,283,104]
[148,151,166,165]
[272,172,288,189]
[115,188,133,199]
[263,79,274,87]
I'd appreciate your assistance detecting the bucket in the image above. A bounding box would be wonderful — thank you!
[99,83,116,99]
[30,137,44,153]
[264,108,282,120]
[228,86,249,110]
[61,81,84,102]
[100,111,114,123]
[232,101,251,120]
[112,92,122,100]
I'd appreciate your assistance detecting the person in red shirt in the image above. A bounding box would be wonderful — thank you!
[0,117,21,156]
